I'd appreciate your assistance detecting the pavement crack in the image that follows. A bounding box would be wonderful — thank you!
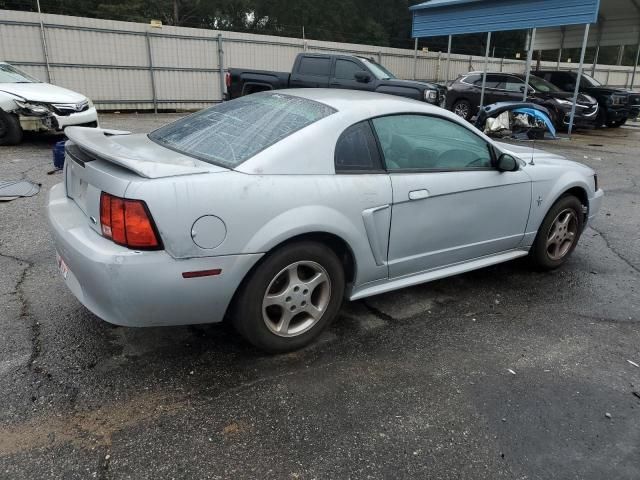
[362,301,396,322]
[1,250,41,372]
[590,226,640,274]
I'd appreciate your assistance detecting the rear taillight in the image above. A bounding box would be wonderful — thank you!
[99,192,161,249]
[225,72,231,89]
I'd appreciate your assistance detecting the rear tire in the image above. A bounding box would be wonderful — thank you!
[232,241,345,353]
[529,195,584,270]
[452,99,472,121]
[0,110,23,146]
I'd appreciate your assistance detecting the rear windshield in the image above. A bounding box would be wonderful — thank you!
[149,92,336,168]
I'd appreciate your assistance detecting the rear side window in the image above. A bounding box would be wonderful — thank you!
[298,57,331,77]
[149,92,336,168]
[472,74,502,89]
[335,121,382,172]
[298,57,331,76]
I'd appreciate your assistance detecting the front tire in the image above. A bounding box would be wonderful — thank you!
[607,118,627,128]
[530,195,584,270]
[452,99,472,121]
[0,110,23,146]
[233,241,345,353]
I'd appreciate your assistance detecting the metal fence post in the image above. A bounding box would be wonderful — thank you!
[36,0,51,82]
[436,51,442,82]
[500,57,504,72]
[377,51,382,65]
[145,32,158,114]
[217,34,225,101]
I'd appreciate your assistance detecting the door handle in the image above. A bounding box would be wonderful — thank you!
[408,189,429,201]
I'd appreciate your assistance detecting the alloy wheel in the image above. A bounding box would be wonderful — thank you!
[454,102,469,119]
[262,261,332,338]
[546,208,578,261]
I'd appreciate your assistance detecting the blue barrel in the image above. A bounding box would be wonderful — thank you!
[53,140,66,169]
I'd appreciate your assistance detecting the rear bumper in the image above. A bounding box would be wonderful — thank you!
[47,183,262,327]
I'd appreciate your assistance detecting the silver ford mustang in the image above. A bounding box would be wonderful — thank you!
[48,90,604,352]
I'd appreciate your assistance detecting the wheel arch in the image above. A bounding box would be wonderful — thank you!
[223,231,357,323]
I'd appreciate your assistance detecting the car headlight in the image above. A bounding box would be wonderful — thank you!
[424,90,438,103]
[582,94,596,103]
[86,98,94,108]
[554,98,574,106]
[14,100,51,115]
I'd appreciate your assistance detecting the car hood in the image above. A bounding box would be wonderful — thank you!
[535,91,596,106]
[584,86,628,96]
[65,127,228,179]
[382,78,437,90]
[0,82,87,103]
[496,141,593,172]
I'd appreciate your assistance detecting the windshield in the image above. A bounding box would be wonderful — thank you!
[528,75,563,93]
[149,92,336,168]
[0,63,40,83]
[580,73,602,87]
[359,57,396,80]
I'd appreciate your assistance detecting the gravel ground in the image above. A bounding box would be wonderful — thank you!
[0,113,638,479]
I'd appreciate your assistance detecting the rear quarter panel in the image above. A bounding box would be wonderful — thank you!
[125,171,392,289]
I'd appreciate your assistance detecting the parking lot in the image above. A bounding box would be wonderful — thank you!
[0,114,638,479]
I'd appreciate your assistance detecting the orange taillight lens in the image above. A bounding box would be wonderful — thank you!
[99,192,161,250]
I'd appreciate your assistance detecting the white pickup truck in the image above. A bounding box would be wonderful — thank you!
[0,62,98,145]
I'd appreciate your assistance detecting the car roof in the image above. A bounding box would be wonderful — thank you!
[274,88,439,115]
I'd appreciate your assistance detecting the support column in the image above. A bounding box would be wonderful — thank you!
[413,38,418,80]
[523,28,536,102]
[145,32,158,114]
[445,35,452,81]
[592,22,603,77]
[617,45,625,65]
[569,24,590,138]
[479,32,492,109]
[631,40,640,89]
[557,27,565,70]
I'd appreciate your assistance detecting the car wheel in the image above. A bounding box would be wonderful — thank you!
[530,195,584,270]
[233,241,345,353]
[0,110,23,146]
[452,99,472,121]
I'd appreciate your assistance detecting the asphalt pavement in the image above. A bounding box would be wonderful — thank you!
[0,114,638,479]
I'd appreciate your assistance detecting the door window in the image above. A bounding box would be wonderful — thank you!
[298,57,331,76]
[335,121,383,172]
[472,74,502,89]
[335,59,366,80]
[372,115,493,171]
[500,76,525,92]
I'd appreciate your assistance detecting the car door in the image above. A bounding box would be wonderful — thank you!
[289,55,331,88]
[493,74,527,102]
[472,73,503,106]
[330,58,371,91]
[371,113,532,279]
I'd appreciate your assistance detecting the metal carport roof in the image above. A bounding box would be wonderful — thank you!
[410,0,600,38]
[409,0,606,136]
[533,0,640,49]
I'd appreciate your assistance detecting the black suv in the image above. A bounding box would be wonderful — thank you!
[534,70,640,127]
[445,72,599,129]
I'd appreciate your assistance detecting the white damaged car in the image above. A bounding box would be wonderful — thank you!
[0,62,98,145]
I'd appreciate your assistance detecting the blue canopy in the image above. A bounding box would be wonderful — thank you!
[411,0,601,38]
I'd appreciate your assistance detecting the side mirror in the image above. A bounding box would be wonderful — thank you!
[354,72,372,83]
[497,153,519,172]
